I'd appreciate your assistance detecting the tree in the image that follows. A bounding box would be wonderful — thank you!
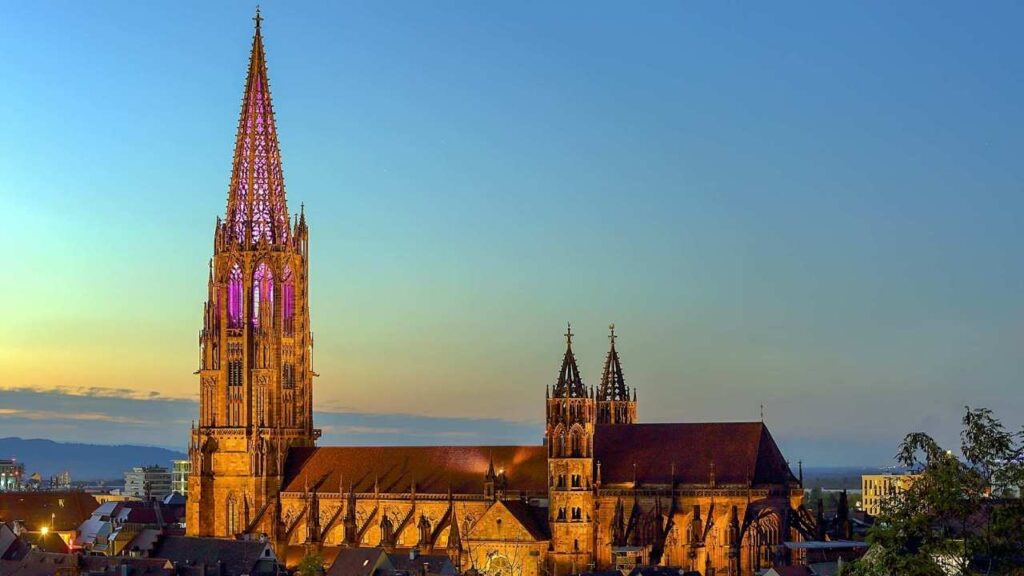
[844,407,1024,576]
[296,551,326,576]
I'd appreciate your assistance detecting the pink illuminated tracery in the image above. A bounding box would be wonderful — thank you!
[228,264,243,328]
[225,25,289,246]
[252,262,274,327]
[282,265,295,335]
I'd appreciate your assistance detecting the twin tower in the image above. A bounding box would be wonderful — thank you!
[546,324,637,569]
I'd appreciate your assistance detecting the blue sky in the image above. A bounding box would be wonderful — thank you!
[0,1,1022,466]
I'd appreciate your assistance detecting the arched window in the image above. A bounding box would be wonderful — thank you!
[282,265,295,335]
[228,264,243,328]
[570,427,584,457]
[252,262,274,327]
[227,495,238,534]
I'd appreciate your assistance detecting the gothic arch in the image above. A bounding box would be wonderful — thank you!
[282,264,295,335]
[228,262,244,328]
[252,260,274,327]
[743,508,781,572]
[568,423,587,457]
[550,424,566,457]
[226,492,240,535]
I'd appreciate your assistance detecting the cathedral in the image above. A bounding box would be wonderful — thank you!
[187,13,812,576]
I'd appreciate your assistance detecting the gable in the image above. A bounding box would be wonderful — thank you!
[466,501,548,543]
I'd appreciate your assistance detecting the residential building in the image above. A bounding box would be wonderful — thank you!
[0,548,173,576]
[124,466,172,501]
[0,460,24,492]
[860,473,921,516]
[171,460,190,497]
[49,471,71,491]
[75,499,186,556]
[149,535,280,576]
[0,491,100,550]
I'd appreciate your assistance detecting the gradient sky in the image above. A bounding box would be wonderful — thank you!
[1,1,1022,466]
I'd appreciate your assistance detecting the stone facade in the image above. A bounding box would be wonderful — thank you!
[186,11,318,538]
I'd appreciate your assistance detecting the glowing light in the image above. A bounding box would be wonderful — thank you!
[282,265,295,334]
[252,262,274,327]
[228,264,243,328]
[40,527,49,535]
[227,32,289,246]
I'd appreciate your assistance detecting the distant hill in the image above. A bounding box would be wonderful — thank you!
[0,437,186,482]
[801,466,906,490]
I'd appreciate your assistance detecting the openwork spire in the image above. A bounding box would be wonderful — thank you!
[225,8,290,246]
[553,323,587,398]
[599,324,629,401]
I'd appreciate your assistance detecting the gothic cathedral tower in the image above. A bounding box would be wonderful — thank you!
[546,325,596,574]
[596,325,636,425]
[187,11,318,537]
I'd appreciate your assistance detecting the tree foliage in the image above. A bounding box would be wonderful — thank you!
[845,407,1024,576]
[296,551,326,576]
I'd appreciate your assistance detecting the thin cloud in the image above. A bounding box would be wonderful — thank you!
[0,408,148,425]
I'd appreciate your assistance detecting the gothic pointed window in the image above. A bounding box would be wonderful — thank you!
[282,363,294,389]
[228,264,243,328]
[227,495,238,534]
[252,262,274,327]
[570,427,584,458]
[282,265,295,335]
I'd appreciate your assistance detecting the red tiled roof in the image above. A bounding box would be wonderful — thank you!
[594,423,795,486]
[283,423,794,495]
[282,446,548,495]
[0,492,99,532]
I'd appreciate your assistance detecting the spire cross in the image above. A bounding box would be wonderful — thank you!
[608,323,617,345]
[565,322,574,347]
[253,6,263,30]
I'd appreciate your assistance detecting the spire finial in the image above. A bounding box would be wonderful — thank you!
[609,323,617,346]
[564,322,573,347]
[253,6,263,30]
[760,402,764,422]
